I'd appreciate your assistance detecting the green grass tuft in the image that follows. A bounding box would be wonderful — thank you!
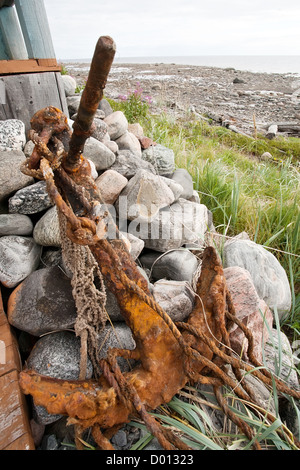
[140,111,300,330]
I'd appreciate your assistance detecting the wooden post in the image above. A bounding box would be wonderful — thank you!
[0,6,28,60]
[0,288,35,450]
[14,0,56,59]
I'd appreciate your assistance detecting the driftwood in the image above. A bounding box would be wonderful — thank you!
[265,122,300,138]
[226,124,252,137]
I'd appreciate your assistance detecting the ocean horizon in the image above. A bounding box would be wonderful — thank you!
[62,55,300,75]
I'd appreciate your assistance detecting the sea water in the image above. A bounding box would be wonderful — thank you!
[64,55,300,75]
[114,55,300,75]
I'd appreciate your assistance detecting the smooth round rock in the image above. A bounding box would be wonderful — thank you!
[140,249,199,283]
[95,169,128,205]
[0,236,41,288]
[83,136,116,171]
[8,180,52,214]
[61,74,77,96]
[109,150,156,179]
[115,131,142,158]
[142,144,175,176]
[27,331,93,380]
[153,279,195,322]
[224,238,292,318]
[170,168,194,199]
[0,119,26,151]
[0,150,34,202]
[33,206,61,247]
[7,266,77,336]
[96,323,136,372]
[104,110,128,140]
[0,213,33,236]
[27,331,93,425]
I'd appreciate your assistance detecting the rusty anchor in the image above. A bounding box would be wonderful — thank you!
[18,36,300,451]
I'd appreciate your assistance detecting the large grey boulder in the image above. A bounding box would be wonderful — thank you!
[152,279,195,322]
[27,331,93,425]
[0,213,33,236]
[96,323,136,372]
[170,168,194,199]
[224,266,274,364]
[7,266,77,336]
[27,331,93,380]
[0,236,41,288]
[115,131,142,158]
[116,169,175,221]
[264,328,299,390]
[8,180,53,214]
[109,150,156,179]
[0,150,34,202]
[61,75,77,97]
[33,206,61,247]
[95,169,128,205]
[129,198,209,252]
[104,110,128,140]
[83,136,116,171]
[142,144,175,176]
[140,249,199,284]
[223,238,292,318]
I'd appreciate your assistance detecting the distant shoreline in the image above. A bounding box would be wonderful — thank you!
[61,55,300,75]
[65,60,300,136]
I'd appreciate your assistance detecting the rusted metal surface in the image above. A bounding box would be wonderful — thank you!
[17,36,300,450]
[18,248,225,448]
[65,36,116,173]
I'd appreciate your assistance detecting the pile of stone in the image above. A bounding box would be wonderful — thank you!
[0,75,298,449]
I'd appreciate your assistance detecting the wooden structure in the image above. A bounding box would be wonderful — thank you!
[0,0,66,451]
[0,0,68,132]
[0,288,35,450]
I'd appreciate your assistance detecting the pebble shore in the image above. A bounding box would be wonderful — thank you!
[65,61,300,135]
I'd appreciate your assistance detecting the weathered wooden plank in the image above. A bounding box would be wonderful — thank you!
[0,5,28,60]
[0,58,61,74]
[0,370,35,450]
[4,432,35,450]
[14,0,56,59]
[0,71,69,132]
[0,314,21,377]
[277,124,300,133]
[0,288,21,377]
[0,288,35,450]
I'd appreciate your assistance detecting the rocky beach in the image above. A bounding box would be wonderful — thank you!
[0,59,299,451]
[65,61,300,136]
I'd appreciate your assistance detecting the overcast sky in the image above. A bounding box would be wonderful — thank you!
[43,0,300,60]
